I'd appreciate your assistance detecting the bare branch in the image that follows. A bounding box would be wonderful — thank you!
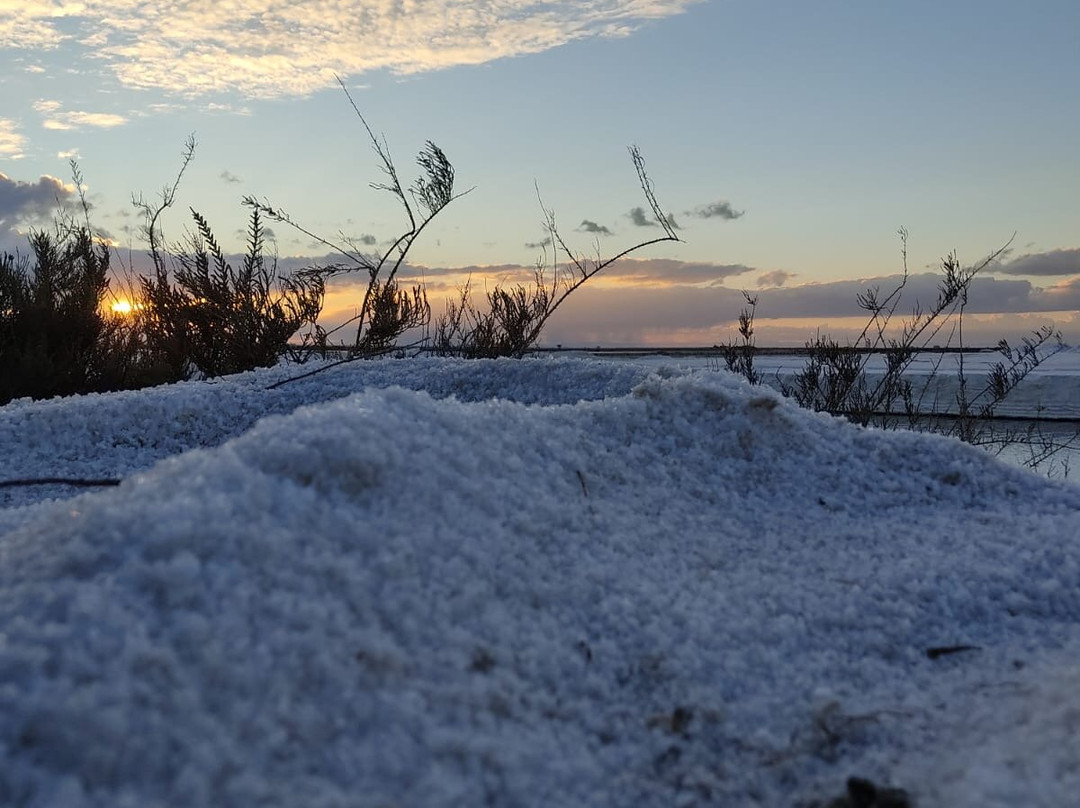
[433,146,681,358]
[0,477,121,489]
[132,133,197,274]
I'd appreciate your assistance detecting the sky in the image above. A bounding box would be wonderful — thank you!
[1,0,1079,346]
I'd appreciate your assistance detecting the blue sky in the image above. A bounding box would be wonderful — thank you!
[2,0,1078,345]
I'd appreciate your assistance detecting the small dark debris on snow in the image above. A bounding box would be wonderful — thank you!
[646,705,694,736]
[925,644,981,660]
[823,776,913,808]
[469,647,496,673]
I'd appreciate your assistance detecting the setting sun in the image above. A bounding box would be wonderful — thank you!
[110,299,140,316]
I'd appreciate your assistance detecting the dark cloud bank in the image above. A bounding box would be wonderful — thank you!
[0,173,76,252]
[994,248,1080,277]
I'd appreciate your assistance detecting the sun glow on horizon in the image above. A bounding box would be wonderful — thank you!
[110,299,141,315]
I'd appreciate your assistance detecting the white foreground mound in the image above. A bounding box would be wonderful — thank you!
[1,367,1079,806]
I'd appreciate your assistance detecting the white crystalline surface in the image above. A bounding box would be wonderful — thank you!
[1,356,1078,807]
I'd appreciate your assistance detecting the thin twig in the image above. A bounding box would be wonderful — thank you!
[0,477,121,489]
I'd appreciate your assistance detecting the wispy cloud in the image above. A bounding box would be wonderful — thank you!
[756,269,795,288]
[57,148,81,159]
[46,112,128,130]
[0,16,65,50]
[628,206,679,229]
[205,102,252,115]
[220,170,243,184]
[1,1,704,99]
[577,219,613,236]
[34,100,128,130]
[333,233,379,252]
[688,200,744,220]
[993,248,1080,277]
[0,120,27,159]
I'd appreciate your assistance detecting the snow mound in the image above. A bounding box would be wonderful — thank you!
[0,356,654,512]
[1,366,1079,806]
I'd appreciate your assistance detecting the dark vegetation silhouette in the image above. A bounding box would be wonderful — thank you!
[243,80,452,369]
[1,226,119,404]
[1,138,327,405]
[1,172,149,405]
[0,89,678,399]
[246,78,679,386]
[134,136,325,382]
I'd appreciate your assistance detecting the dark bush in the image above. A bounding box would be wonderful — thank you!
[0,226,137,404]
[139,207,324,379]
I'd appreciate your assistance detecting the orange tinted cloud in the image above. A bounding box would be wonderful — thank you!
[0,120,27,159]
[33,100,128,130]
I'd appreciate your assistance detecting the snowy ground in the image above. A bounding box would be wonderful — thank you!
[1,355,1079,806]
